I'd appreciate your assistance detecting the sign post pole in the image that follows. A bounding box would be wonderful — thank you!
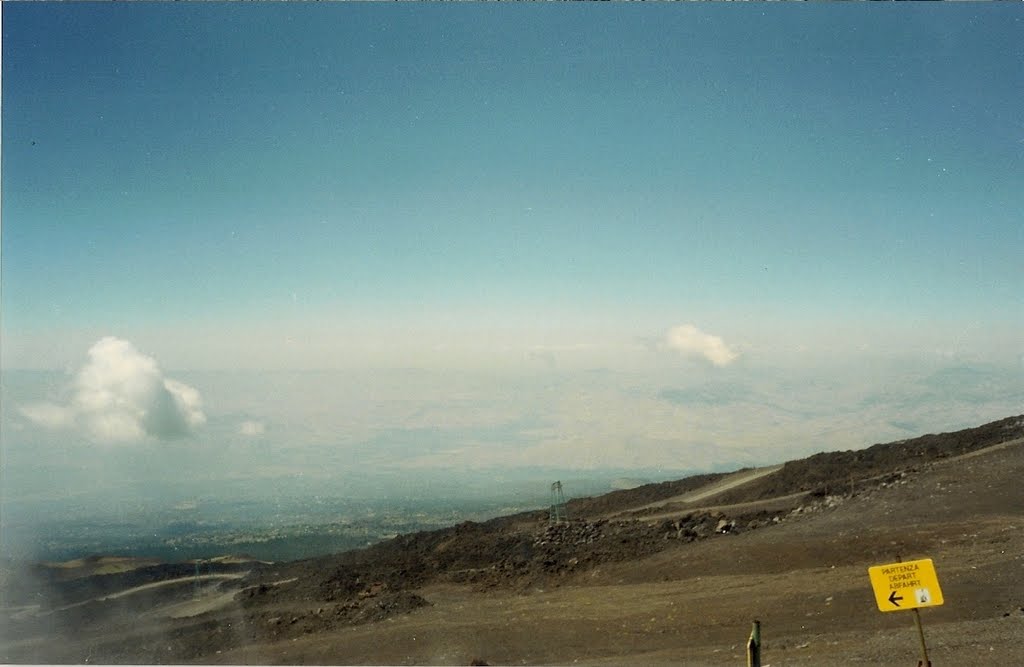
[912,608,930,667]
[746,619,761,667]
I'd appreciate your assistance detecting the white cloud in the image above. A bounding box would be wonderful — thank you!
[18,402,75,430]
[664,324,739,367]
[238,420,266,437]
[19,337,206,443]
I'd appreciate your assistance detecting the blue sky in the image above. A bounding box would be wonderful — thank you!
[1,5,1022,515]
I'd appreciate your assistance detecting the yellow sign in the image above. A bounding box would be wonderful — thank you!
[868,558,944,612]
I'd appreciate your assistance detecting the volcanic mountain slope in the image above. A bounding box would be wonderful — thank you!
[2,415,1023,665]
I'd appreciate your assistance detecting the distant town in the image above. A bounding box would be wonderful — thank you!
[3,493,540,564]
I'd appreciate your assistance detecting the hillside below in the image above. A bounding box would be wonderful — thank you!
[2,415,1023,665]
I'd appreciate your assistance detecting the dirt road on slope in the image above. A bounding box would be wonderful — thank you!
[94,573,246,601]
[38,573,250,616]
[608,465,784,519]
[674,465,784,503]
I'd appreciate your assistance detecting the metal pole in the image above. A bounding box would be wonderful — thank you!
[912,608,930,667]
[746,619,761,667]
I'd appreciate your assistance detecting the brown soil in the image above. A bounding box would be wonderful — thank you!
[2,415,1023,665]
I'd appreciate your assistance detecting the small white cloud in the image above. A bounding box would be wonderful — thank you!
[19,337,206,443]
[665,324,739,367]
[18,402,75,430]
[238,420,266,437]
[525,349,557,370]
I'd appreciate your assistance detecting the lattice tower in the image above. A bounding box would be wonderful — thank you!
[549,480,568,525]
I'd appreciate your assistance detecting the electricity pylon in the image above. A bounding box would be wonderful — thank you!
[549,480,568,525]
